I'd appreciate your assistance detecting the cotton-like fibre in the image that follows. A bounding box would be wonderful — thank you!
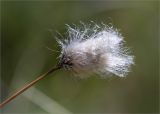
[57,23,134,78]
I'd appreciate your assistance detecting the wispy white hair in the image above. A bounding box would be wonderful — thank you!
[57,22,134,78]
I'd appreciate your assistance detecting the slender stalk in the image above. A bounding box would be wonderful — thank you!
[0,66,61,108]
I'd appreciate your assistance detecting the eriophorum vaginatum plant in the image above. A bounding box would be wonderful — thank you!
[57,22,134,78]
[0,22,134,108]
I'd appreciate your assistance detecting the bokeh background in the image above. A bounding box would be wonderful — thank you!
[1,1,159,114]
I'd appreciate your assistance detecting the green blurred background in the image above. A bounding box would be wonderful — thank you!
[1,1,159,114]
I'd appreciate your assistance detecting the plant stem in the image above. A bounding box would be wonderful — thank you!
[0,66,61,108]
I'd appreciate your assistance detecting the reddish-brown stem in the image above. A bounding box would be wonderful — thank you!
[0,66,61,108]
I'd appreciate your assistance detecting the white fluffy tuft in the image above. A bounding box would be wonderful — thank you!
[57,22,134,78]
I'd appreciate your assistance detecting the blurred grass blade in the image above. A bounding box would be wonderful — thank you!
[23,87,73,114]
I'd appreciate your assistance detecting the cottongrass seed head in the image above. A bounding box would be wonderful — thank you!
[56,22,134,78]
